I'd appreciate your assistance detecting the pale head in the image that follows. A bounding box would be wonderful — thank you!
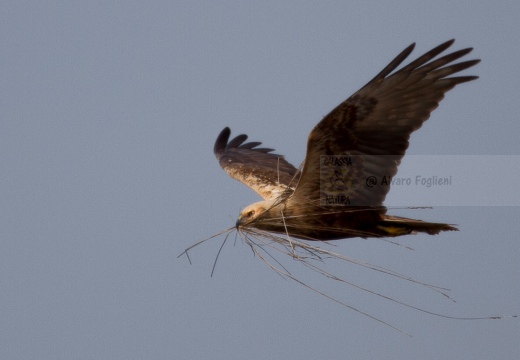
[236,199,276,229]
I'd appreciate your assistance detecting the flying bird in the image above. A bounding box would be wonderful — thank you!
[182,40,516,332]
[215,39,478,241]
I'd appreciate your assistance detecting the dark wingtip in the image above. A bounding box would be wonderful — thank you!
[225,134,249,150]
[404,42,416,54]
[438,39,455,50]
[214,127,275,158]
[214,127,231,156]
[432,39,456,56]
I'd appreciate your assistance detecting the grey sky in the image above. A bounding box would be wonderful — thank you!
[1,1,518,359]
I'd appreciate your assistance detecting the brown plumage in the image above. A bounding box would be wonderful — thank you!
[214,39,478,241]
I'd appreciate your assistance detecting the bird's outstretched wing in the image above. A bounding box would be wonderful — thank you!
[292,39,479,207]
[214,127,299,200]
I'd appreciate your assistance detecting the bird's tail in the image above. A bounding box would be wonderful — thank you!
[378,215,458,236]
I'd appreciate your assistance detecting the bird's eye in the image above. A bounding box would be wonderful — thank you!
[247,210,255,218]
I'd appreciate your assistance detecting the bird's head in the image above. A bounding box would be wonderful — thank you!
[236,200,275,229]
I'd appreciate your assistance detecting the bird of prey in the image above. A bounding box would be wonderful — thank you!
[182,41,516,332]
[214,39,478,241]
